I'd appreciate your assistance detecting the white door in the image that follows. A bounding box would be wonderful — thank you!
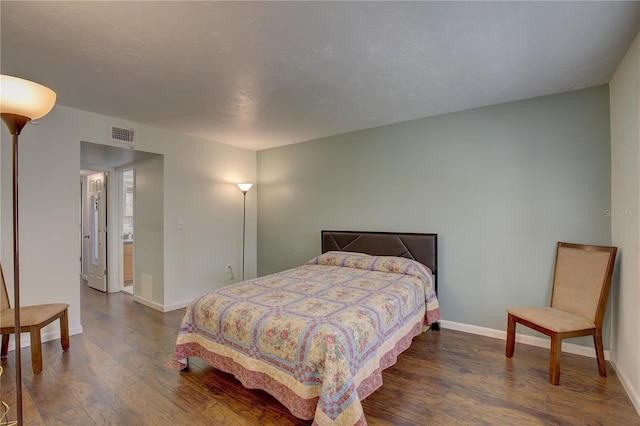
[87,172,108,292]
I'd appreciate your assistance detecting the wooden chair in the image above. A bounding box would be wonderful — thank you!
[506,242,617,385]
[0,263,70,373]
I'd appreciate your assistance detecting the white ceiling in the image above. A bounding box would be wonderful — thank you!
[2,1,638,151]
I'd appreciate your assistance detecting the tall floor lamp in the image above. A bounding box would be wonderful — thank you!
[0,75,56,425]
[237,183,252,281]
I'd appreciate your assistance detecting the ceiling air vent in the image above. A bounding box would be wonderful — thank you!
[111,126,136,148]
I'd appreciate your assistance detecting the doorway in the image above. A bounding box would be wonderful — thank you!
[80,141,161,296]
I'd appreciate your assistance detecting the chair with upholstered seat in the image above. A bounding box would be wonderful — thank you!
[506,242,617,385]
[0,263,70,373]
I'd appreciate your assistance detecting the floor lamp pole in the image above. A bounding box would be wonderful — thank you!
[12,131,23,426]
[237,183,252,282]
[242,192,247,281]
[2,115,29,426]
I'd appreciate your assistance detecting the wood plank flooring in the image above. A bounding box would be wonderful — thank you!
[1,283,638,425]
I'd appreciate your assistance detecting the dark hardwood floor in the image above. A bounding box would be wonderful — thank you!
[1,283,638,425]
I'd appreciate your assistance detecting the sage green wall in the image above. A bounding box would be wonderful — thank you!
[257,86,612,338]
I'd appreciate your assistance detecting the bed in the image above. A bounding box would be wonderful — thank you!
[167,231,440,425]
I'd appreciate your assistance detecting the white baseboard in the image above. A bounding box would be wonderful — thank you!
[163,299,192,312]
[132,295,190,313]
[132,294,164,311]
[610,359,640,416]
[439,319,610,360]
[6,325,83,352]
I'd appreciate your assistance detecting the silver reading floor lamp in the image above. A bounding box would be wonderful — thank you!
[237,183,253,281]
[0,75,56,424]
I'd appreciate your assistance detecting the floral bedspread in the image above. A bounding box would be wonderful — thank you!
[168,252,440,425]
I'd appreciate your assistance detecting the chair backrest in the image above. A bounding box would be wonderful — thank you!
[1,263,10,311]
[551,242,617,325]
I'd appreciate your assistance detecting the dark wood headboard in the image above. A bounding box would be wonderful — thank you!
[321,230,438,293]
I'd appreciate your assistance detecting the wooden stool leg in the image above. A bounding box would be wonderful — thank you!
[506,314,516,358]
[593,328,607,377]
[29,326,43,374]
[549,333,562,385]
[60,309,70,351]
[1,334,8,357]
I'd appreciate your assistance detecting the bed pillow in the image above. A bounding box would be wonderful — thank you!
[307,251,433,277]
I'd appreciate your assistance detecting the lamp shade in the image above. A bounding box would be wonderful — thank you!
[237,183,253,193]
[0,75,56,120]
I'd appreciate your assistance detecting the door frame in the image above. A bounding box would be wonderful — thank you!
[80,167,122,293]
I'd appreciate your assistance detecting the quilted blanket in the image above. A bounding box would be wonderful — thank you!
[168,252,440,425]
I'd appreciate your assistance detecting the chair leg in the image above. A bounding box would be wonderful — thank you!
[29,326,43,374]
[593,327,607,378]
[506,314,516,358]
[1,334,8,357]
[549,333,562,385]
[60,309,70,351]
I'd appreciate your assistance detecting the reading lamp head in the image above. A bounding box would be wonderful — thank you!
[237,183,253,195]
[1,74,56,135]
